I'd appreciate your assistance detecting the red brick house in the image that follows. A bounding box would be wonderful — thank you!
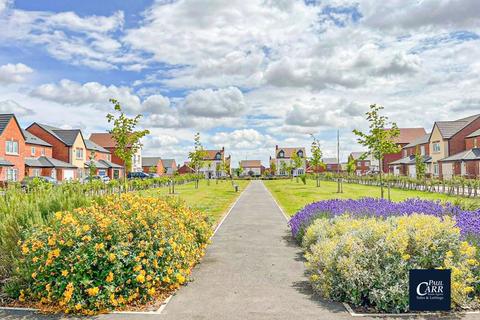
[26,123,88,181]
[85,139,123,179]
[23,130,76,180]
[383,128,426,173]
[142,157,165,176]
[348,152,380,175]
[388,134,431,177]
[89,133,143,173]
[0,114,26,182]
[178,162,194,174]
[465,129,480,149]
[323,158,340,172]
[240,160,262,177]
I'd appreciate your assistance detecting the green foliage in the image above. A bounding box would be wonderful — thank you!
[304,215,479,312]
[106,99,150,176]
[346,157,356,175]
[149,166,157,174]
[11,194,212,314]
[415,146,427,180]
[309,134,325,187]
[88,151,97,180]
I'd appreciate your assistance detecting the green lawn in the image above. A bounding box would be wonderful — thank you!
[264,179,480,216]
[140,179,250,224]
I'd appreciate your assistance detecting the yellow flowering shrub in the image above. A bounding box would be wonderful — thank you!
[11,194,212,314]
[305,214,479,313]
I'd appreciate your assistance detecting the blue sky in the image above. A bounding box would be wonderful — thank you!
[0,0,479,166]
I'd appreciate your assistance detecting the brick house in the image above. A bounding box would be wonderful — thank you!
[89,133,143,173]
[142,157,165,176]
[465,129,480,149]
[23,130,76,180]
[85,139,123,179]
[197,147,231,178]
[348,152,380,175]
[240,160,262,177]
[26,123,88,180]
[439,149,480,178]
[428,114,480,178]
[388,134,431,178]
[161,159,177,175]
[178,162,194,175]
[0,114,25,182]
[271,146,306,176]
[382,128,427,173]
[323,158,340,172]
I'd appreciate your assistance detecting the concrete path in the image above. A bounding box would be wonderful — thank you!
[159,180,349,320]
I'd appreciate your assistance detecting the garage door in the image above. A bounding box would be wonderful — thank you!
[63,169,74,181]
[442,163,453,180]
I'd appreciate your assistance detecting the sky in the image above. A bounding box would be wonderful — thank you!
[0,0,479,166]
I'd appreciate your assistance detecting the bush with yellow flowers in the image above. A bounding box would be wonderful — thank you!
[9,193,212,314]
[304,214,479,313]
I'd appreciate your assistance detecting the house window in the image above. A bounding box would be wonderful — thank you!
[76,148,84,160]
[32,168,40,177]
[297,169,304,175]
[474,138,478,148]
[420,145,425,155]
[432,142,441,153]
[6,140,19,155]
[107,154,111,161]
[278,150,285,158]
[98,169,106,176]
[279,169,286,175]
[434,163,439,175]
[357,161,361,167]
[31,146,36,156]
[7,168,18,181]
[215,152,221,160]
[297,150,304,158]
[41,148,45,156]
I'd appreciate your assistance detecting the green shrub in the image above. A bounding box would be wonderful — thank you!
[305,214,479,312]
[9,193,212,315]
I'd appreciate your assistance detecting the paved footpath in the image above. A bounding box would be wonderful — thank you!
[1,180,476,319]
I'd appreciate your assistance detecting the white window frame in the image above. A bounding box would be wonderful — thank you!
[75,148,84,160]
[31,146,36,156]
[5,140,19,155]
[41,148,45,156]
[433,142,441,153]
[7,168,18,181]
[434,163,439,175]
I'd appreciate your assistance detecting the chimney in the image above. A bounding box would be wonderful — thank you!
[222,146,224,151]
[275,145,278,150]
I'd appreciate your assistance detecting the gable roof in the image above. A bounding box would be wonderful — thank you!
[439,148,480,162]
[404,133,430,149]
[389,128,427,144]
[89,132,137,148]
[467,129,480,138]
[203,149,224,160]
[275,146,306,158]
[0,114,26,139]
[161,159,176,168]
[240,160,262,167]
[85,139,109,153]
[22,130,52,147]
[142,157,162,167]
[29,123,83,146]
[350,152,366,160]
[434,114,480,140]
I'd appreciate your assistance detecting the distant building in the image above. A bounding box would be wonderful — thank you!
[270,145,306,176]
[349,152,380,175]
[240,160,262,177]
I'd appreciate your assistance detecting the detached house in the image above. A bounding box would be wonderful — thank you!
[240,160,263,177]
[23,130,76,180]
[348,152,380,175]
[161,159,177,175]
[85,139,123,179]
[388,134,431,178]
[0,114,25,182]
[429,114,480,178]
[142,157,165,176]
[26,123,87,180]
[178,162,194,175]
[271,146,306,176]
[323,158,340,172]
[382,128,427,173]
[198,147,231,178]
[89,133,143,173]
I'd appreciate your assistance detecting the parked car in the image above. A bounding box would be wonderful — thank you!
[127,172,151,180]
[21,176,58,189]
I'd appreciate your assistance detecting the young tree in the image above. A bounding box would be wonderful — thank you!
[353,104,400,199]
[270,161,277,176]
[149,166,157,174]
[346,157,357,176]
[291,152,303,183]
[280,160,288,177]
[415,146,427,180]
[237,161,244,177]
[188,132,207,189]
[88,151,97,182]
[309,135,325,187]
[106,99,150,188]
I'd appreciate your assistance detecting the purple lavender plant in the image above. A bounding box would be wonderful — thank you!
[289,198,480,242]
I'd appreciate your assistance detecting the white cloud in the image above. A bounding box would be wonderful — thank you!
[0,63,33,84]
[182,87,247,118]
[0,99,33,115]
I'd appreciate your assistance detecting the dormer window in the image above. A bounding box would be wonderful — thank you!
[215,152,222,160]
[297,150,304,158]
[278,150,285,158]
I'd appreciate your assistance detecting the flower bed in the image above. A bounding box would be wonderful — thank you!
[289,198,480,243]
[6,193,212,315]
[290,198,480,313]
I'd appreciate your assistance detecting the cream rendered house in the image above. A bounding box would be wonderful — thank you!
[271,146,306,176]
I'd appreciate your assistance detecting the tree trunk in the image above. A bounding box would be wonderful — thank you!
[379,159,384,199]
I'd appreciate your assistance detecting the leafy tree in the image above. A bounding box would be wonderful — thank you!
[237,162,244,177]
[188,132,207,189]
[270,161,276,176]
[415,146,427,180]
[346,157,357,175]
[88,151,97,182]
[106,99,150,188]
[291,152,303,183]
[149,166,157,174]
[353,104,400,198]
[309,135,325,187]
[280,160,287,177]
